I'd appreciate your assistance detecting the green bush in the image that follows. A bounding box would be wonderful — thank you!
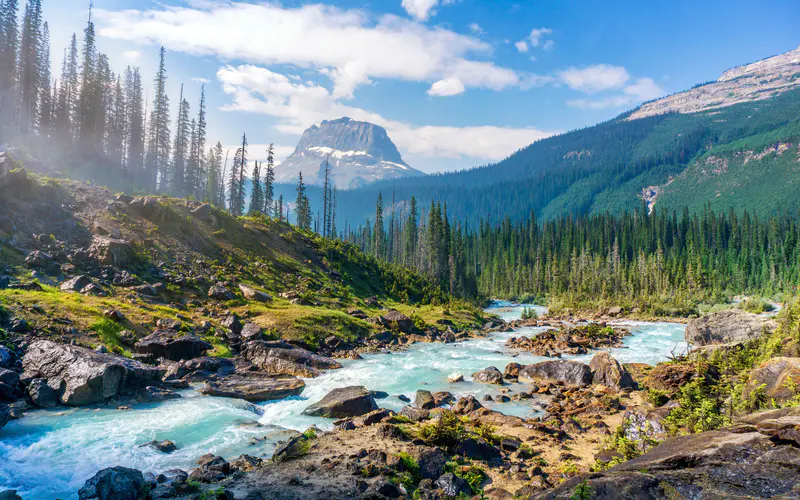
[419,410,466,447]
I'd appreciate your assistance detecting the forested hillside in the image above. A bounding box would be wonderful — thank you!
[319,86,800,229]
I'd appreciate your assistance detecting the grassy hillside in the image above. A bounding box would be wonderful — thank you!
[0,169,484,353]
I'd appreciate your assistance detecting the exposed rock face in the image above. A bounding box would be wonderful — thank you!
[415,390,435,409]
[743,356,800,403]
[302,386,378,418]
[643,362,710,395]
[60,275,92,292]
[472,366,504,385]
[77,466,147,500]
[243,341,342,378]
[685,309,776,346]
[27,377,59,408]
[535,407,800,499]
[628,47,800,120]
[200,373,305,402]
[22,340,162,406]
[518,360,593,386]
[0,404,10,430]
[135,330,211,361]
[589,352,635,389]
[275,117,423,188]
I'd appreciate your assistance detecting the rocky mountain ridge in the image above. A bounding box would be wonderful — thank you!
[628,46,800,119]
[275,117,423,189]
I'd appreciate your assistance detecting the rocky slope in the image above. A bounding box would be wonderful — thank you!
[275,118,423,189]
[629,46,800,120]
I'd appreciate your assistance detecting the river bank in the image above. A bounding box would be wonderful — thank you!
[0,302,687,499]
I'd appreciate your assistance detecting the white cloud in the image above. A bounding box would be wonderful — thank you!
[529,28,552,47]
[559,64,631,94]
[95,2,520,99]
[566,77,665,110]
[217,65,554,161]
[468,23,485,35]
[122,50,140,62]
[542,40,555,51]
[515,40,529,53]
[428,77,465,96]
[401,0,456,21]
[192,77,209,85]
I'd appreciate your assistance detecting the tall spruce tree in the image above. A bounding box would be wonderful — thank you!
[0,0,19,128]
[295,172,311,230]
[17,0,43,133]
[374,193,385,259]
[249,160,263,216]
[264,143,275,216]
[146,46,170,191]
[171,84,190,195]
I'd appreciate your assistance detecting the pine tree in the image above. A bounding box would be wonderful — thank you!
[17,0,43,133]
[374,193,385,259]
[37,21,52,135]
[77,10,98,148]
[187,85,206,199]
[54,35,79,141]
[0,0,19,127]
[205,142,223,206]
[322,155,331,236]
[405,196,418,267]
[146,46,170,191]
[277,194,284,222]
[228,147,243,215]
[264,143,275,216]
[124,66,145,177]
[249,160,263,216]
[106,74,125,168]
[171,84,190,195]
[295,172,311,230]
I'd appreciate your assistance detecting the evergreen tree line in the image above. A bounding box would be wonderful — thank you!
[0,1,222,202]
[348,198,800,308]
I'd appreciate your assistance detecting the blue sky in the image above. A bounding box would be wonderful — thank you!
[42,0,800,173]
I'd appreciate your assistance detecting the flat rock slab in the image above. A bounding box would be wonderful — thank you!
[200,373,305,402]
[686,309,776,346]
[243,341,342,378]
[518,359,592,386]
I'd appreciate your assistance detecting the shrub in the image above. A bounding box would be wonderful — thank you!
[419,410,466,447]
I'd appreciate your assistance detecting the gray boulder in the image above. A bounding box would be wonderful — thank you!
[89,236,132,267]
[0,345,13,368]
[686,309,777,346]
[208,284,236,301]
[302,386,378,418]
[27,378,60,408]
[435,473,472,496]
[60,275,91,292]
[0,404,10,431]
[240,323,264,341]
[239,284,272,302]
[243,341,342,378]
[200,373,305,402]
[22,340,163,406]
[135,330,211,361]
[472,366,504,385]
[415,389,435,409]
[589,352,636,389]
[77,466,147,500]
[518,360,593,386]
[382,309,414,333]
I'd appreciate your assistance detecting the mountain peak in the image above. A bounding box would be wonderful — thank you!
[277,118,423,188]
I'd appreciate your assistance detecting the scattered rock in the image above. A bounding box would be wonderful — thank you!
[416,447,448,480]
[302,386,378,418]
[140,439,177,453]
[743,357,800,403]
[239,284,272,302]
[89,236,132,267]
[435,473,472,497]
[518,360,593,386]
[135,330,211,361]
[472,366,504,385]
[504,362,522,380]
[382,309,414,334]
[447,373,464,383]
[77,466,147,500]
[415,390,436,409]
[272,434,312,463]
[208,284,236,301]
[240,323,264,341]
[589,352,636,389]
[60,275,91,292]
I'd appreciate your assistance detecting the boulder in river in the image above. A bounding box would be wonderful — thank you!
[77,466,148,500]
[415,389,435,409]
[685,309,776,346]
[135,330,211,361]
[140,439,177,453]
[518,360,593,387]
[589,352,636,389]
[302,386,378,418]
[0,404,10,430]
[472,366,504,385]
[243,340,342,378]
[22,340,163,406]
[200,372,305,402]
[27,378,60,408]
